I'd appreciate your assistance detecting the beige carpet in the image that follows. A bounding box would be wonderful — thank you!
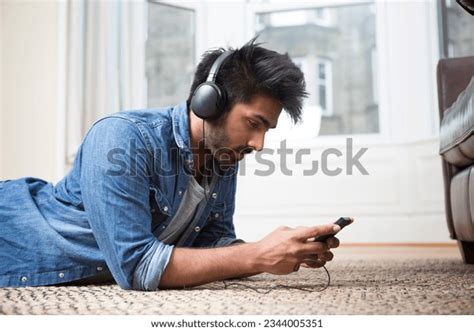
[1,246,473,315]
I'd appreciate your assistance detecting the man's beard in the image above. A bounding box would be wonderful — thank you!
[204,115,253,166]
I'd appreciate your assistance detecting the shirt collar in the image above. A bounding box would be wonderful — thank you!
[171,101,194,169]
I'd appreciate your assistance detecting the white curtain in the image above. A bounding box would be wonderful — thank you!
[65,0,146,164]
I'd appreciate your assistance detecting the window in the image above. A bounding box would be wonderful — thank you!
[146,1,195,108]
[255,2,379,135]
[440,0,474,58]
[316,58,333,117]
[256,8,333,29]
[291,57,313,114]
[314,8,332,26]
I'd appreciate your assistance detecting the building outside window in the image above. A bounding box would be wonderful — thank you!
[146,1,195,108]
[255,2,379,136]
[439,0,474,58]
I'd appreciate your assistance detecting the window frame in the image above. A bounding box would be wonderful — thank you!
[313,7,332,26]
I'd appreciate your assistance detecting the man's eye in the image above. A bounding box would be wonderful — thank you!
[248,120,258,129]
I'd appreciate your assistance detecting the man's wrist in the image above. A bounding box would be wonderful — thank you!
[243,242,265,274]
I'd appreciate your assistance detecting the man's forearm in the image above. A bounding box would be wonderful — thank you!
[158,242,263,289]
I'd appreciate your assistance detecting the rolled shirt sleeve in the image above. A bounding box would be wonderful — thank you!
[80,116,174,291]
[214,237,246,247]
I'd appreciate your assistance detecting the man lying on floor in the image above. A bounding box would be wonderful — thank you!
[0,39,341,291]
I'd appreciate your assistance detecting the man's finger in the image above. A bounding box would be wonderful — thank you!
[300,259,326,268]
[298,242,329,255]
[295,223,340,241]
[327,237,340,248]
[318,251,334,262]
[306,236,340,248]
[301,251,333,263]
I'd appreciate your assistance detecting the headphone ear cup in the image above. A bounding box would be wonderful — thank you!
[191,82,224,120]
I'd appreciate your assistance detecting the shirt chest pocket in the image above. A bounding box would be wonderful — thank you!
[207,202,226,226]
[149,185,172,232]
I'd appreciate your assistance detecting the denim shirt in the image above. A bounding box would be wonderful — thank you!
[0,102,243,290]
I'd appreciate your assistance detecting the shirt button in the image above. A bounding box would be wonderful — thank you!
[211,192,218,199]
[58,272,65,278]
[163,206,169,212]
[214,213,220,218]
[162,225,166,229]
[178,190,183,196]
[97,266,103,271]
[194,226,201,232]
[21,276,28,282]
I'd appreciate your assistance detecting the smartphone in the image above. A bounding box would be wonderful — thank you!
[313,217,354,242]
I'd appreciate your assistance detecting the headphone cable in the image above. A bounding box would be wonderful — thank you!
[201,119,210,203]
[220,265,331,293]
[198,119,330,293]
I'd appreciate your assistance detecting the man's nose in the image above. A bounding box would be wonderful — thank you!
[248,132,265,152]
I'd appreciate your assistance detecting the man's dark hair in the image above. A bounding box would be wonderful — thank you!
[186,37,308,124]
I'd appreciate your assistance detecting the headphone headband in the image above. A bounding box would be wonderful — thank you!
[206,50,232,82]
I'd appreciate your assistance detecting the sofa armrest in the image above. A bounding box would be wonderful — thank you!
[436,56,474,240]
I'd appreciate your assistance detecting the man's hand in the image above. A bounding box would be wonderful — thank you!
[252,224,341,275]
[300,235,339,269]
[159,224,341,290]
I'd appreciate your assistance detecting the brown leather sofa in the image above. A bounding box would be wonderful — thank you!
[437,56,474,263]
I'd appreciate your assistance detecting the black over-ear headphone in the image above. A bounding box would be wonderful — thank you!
[190,50,232,120]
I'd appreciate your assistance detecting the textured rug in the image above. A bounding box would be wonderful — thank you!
[1,250,473,315]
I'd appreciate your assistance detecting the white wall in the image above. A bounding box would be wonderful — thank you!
[0,0,59,182]
[234,138,448,243]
